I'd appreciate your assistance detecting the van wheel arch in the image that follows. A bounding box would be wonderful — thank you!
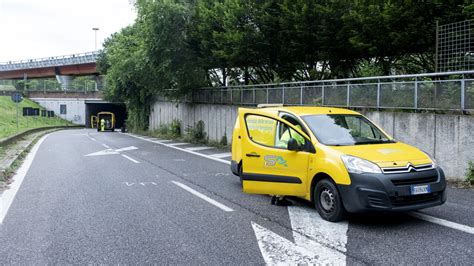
[310,172,334,203]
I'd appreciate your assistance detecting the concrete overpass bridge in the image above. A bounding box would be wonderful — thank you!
[0,52,100,89]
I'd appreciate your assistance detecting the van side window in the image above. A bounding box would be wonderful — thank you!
[245,115,277,146]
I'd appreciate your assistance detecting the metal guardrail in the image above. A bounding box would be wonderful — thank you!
[0,52,99,71]
[190,70,474,111]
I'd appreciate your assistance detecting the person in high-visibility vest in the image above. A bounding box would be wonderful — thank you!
[276,124,305,148]
[100,118,105,132]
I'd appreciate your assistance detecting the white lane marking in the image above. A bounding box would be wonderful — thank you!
[185,146,213,151]
[289,206,347,264]
[171,181,234,212]
[210,152,232,158]
[168,142,189,146]
[174,159,186,162]
[102,144,110,149]
[251,222,321,264]
[154,140,173,143]
[115,146,138,152]
[121,154,140,164]
[410,211,474,235]
[125,134,231,165]
[85,149,119,156]
[90,137,97,142]
[0,134,49,224]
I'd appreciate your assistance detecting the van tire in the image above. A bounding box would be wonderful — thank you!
[315,179,346,222]
[238,164,243,185]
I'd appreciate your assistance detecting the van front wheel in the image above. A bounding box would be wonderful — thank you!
[315,179,346,222]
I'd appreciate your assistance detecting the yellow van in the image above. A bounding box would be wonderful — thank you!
[97,112,115,132]
[231,106,446,222]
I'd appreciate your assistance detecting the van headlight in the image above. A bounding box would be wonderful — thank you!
[341,155,382,174]
[422,151,437,168]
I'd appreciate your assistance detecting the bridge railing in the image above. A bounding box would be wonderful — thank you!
[0,51,99,71]
[189,70,474,112]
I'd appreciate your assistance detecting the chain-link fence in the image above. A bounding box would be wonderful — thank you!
[190,71,474,111]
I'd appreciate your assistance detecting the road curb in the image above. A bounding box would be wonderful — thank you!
[0,125,83,147]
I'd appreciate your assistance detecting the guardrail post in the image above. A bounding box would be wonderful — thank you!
[253,87,256,105]
[282,86,285,105]
[300,84,303,105]
[322,84,325,106]
[414,77,418,109]
[266,87,269,104]
[346,82,350,107]
[377,79,381,110]
[461,76,465,111]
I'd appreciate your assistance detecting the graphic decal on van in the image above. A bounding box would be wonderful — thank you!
[264,155,288,167]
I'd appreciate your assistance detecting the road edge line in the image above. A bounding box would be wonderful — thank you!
[0,134,50,224]
[409,211,474,235]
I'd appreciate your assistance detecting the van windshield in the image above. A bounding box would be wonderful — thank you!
[302,114,394,146]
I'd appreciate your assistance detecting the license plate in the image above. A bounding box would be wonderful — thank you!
[410,184,431,195]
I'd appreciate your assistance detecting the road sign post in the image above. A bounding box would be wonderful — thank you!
[11,92,23,129]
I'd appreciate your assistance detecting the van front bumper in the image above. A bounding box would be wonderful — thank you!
[337,168,446,213]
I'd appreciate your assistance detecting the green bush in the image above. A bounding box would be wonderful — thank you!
[220,134,227,146]
[170,119,181,137]
[185,120,207,144]
[465,161,474,185]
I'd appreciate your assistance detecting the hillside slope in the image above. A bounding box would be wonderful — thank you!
[0,96,71,139]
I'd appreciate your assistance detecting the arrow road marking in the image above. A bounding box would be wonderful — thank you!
[85,149,119,156]
[288,205,348,263]
[115,146,138,152]
[251,222,321,264]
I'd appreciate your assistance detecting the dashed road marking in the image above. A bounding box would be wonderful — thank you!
[102,144,110,149]
[210,152,231,158]
[125,133,231,165]
[410,211,474,235]
[171,181,234,212]
[186,146,213,151]
[168,142,189,146]
[121,154,140,164]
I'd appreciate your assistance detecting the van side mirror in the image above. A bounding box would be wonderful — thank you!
[287,138,300,151]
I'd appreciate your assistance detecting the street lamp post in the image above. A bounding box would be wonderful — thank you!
[92,27,99,51]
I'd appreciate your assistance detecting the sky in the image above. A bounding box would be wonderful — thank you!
[0,0,137,62]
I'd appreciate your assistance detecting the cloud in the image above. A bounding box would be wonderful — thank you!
[0,0,136,62]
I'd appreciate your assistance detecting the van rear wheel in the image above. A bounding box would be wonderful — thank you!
[315,179,346,222]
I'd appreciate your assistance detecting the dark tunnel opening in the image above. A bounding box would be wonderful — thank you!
[85,101,127,129]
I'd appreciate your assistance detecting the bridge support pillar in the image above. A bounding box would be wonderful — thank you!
[55,75,74,90]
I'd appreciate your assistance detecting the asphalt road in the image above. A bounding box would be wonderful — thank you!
[0,129,472,264]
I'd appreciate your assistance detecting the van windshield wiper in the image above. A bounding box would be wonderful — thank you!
[354,140,395,145]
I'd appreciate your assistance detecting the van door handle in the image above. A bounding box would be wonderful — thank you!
[246,152,260,158]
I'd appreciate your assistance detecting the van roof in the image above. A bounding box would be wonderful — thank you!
[262,106,360,116]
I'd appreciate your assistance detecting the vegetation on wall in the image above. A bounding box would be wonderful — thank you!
[98,0,473,130]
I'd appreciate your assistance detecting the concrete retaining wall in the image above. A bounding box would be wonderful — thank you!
[31,98,87,125]
[149,101,474,180]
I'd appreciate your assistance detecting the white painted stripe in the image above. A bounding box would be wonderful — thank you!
[186,146,213,151]
[210,152,231,158]
[90,137,97,141]
[125,134,231,165]
[410,211,474,235]
[288,206,347,264]
[252,222,321,264]
[0,134,49,224]
[167,142,189,146]
[171,181,233,212]
[152,140,173,144]
[121,154,140,164]
[102,144,110,149]
[115,146,138,152]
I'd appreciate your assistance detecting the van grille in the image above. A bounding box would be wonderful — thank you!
[391,175,438,186]
[382,163,434,174]
[390,193,440,207]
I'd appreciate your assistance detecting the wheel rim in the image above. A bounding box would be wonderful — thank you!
[319,188,335,213]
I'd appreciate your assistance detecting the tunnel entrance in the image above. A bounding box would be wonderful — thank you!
[85,100,127,129]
